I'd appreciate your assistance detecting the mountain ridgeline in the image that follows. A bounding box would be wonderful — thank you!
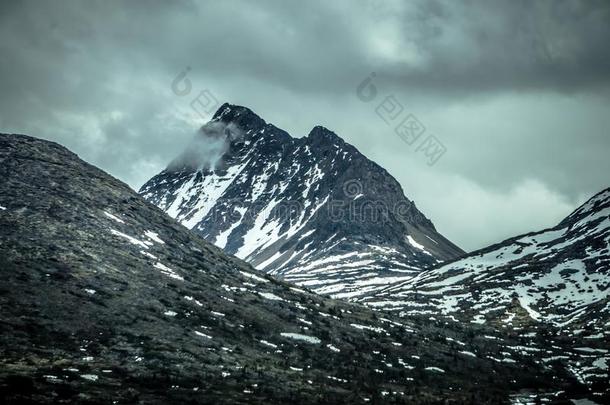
[140,104,463,298]
[362,187,610,398]
[0,133,587,404]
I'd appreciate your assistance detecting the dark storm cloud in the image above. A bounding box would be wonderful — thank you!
[380,0,610,94]
[2,0,608,114]
[0,0,608,250]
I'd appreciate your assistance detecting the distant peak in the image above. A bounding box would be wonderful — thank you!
[213,103,247,119]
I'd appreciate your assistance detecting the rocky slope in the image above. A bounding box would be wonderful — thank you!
[140,104,463,299]
[0,133,590,404]
[361,188,610,400]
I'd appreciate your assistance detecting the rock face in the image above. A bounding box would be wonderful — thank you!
[140,104,463,298]
[0,133,588,404]
[362,188,610,398]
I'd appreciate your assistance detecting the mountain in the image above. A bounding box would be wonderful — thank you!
[0,133,591,404]
[361,188,610,399]
[140,104,463,299]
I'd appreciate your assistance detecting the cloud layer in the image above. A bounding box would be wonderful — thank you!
[1,0,608,250]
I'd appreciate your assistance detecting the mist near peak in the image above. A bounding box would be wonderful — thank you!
[168,120,245,172]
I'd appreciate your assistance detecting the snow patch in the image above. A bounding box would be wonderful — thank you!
[153,262,184,281]
[259,292,285,301]
[110,229,149,249]
[280,333,321,344]
[144,230,164,244]
[103,211,124,224]
[240,271,269,283]
[260,340,278,348]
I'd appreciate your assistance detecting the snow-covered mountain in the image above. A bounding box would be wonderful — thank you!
[140,104,463,298]
[361,188,610,396]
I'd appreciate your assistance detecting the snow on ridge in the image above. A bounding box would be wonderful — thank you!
[214,207,247,249]
[406,235,428,254]
[169,157,253,229]
[235,198,283,260]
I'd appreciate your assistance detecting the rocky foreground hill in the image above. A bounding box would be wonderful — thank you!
[0,133,595,403]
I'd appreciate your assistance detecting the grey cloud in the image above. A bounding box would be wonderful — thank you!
[169,121,244,171]
[0,0,608,250]
[379,0,610,95]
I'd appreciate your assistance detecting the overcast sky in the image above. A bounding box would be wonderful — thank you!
[1,0,609,251]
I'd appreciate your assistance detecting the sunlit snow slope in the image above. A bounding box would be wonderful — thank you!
[140,104,463,298]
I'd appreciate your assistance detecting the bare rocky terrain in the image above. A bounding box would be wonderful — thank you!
[0,133,591,403]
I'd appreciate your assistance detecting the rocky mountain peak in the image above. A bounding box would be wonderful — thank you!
[141,103,464,298]
[212,103,292,146]
[213,103,266,131]
[306,125,344,147]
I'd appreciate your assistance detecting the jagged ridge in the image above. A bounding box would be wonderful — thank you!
[360,188,610,398]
